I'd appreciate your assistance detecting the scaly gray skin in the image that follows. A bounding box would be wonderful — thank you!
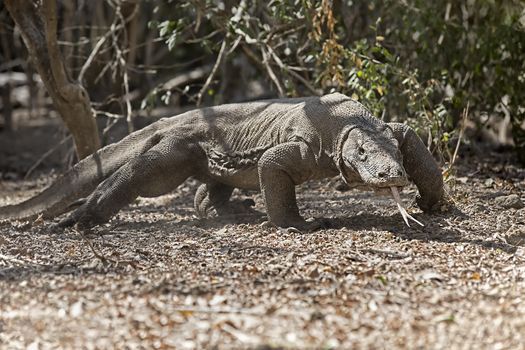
[0,93,444,230]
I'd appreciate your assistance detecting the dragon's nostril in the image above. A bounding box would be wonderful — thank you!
[397,170,403,177]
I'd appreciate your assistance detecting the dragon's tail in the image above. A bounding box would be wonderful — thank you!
[0,122,164,221]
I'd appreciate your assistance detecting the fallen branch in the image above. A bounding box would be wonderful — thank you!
[77,229,110,265]
[361,248,411,259]
[172,306,265,315]
[146,297,266,316]
[75,227,140,269]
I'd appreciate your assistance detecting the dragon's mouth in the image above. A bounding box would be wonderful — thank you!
[368,176,409,187]
[372,185,403,196]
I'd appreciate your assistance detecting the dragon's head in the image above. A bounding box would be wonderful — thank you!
[338,125,408,189]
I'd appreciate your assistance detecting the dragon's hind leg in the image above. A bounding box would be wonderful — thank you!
[59,138,201,229]
[194,182,255,218]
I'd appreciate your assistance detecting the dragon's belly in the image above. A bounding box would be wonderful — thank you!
[204,146,269,190]
[209,166,260,190]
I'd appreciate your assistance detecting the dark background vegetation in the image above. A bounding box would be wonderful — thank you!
[0,0,524,173]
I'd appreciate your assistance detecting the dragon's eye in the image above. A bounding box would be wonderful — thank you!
[358,147,365,155]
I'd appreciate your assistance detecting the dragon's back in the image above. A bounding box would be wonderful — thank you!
[187,93,373,153]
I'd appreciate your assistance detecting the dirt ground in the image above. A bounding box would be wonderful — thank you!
[1,134,525,349]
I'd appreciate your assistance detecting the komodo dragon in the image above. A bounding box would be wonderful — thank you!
[0,93,444,230]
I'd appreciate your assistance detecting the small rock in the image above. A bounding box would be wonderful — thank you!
[334,179,349,191]
[506,231,525,246]
[27,341,40,350]
[495,194,524,209]
[70,300,84,318]
[505,224,525,246]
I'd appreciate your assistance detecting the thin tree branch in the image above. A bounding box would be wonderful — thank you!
[24,135,73,179]
[261,47,285,97]
[77,32,110,84]
[196,39,228,106]
[266,45,320,96]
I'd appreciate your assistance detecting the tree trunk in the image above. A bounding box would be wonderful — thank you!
[1,82,13,132]
[5,0,100,160]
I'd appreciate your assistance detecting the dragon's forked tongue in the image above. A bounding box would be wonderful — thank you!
[390,187,424,227]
